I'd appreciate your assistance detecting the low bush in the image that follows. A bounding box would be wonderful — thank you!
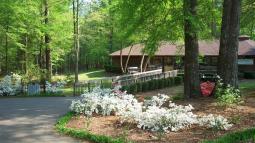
[174,76,183,85]
[215,77,242,106]
[0,73,22,96]
[70,87,232,133]
[243,72,255,79]
[129,84,137,94]
[142,82,149,92]
[122,76,183,94]
[104,65,122,74]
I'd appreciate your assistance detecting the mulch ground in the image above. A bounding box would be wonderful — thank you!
[66,87,255,143]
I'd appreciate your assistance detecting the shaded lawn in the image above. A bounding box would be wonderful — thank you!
[52,69,110,81]
[239,79,255,92]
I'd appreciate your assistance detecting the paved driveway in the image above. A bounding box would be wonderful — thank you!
[0,97,81,143]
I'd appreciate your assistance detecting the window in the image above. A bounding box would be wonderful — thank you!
[238,59,254,65]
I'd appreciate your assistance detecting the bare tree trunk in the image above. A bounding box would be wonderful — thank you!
[44,0,51,81]
[183,0,200,98]
[39,3,44,70]
[218,0,241,88]
[124,45,134,73]
[120,45,124,73]
[74,0,80,83]
[5,25,8,74]
[143,56,151,72]
[140,53,145,72]
[211,0,217,38]
[24,34,28,74]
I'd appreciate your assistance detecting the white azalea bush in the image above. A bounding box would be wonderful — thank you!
[0,73,22,96]
[46,80,66,93]
[198,114,232,130]
[70,87,233,132]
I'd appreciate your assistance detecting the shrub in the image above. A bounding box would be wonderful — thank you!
[104,65,122,74]
[142,82,149,92]
[0,73,22,96]
[136,83,142,93]
[121,86,129,93]
[215,77,242,106]
[46,81,66,93]
[129,84,137,94]
[171,94,185,101]
[158,79,163,89]
[163,79,169,87]
[148,80,155,90]
[174,76,182,85]
[243,72,255,79]
[70,87,232,133]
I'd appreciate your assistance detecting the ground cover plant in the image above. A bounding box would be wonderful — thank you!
[215,77,242,106]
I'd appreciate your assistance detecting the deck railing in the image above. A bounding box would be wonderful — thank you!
[73,70,178,95]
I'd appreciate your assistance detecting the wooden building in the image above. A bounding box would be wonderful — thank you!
[110,36,255,72]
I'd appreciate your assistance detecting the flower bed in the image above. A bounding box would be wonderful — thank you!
[70,87,232,133]
[62,86,255,142]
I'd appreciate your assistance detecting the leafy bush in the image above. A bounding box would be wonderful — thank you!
[243,72,255,79]
[174,76,182,85]
[129,84,137,94]
[171,93,185,101]
[65,74,75,85]
[70,87,232,133]
[104,65,122,74]
[142,82,149,92]
[136,82,142,93]
[215,77,242,106]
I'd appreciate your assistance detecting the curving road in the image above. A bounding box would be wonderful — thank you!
[0,97,81,143]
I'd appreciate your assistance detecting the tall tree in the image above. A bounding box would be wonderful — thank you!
[44,0,52,81]
[74,0,80,83]
[183,0,200,98]
[218,0,241,88]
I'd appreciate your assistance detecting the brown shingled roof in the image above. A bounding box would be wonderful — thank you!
[110,39,255,56]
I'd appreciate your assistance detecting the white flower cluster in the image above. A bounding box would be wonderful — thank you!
[0,73,22,96]
[46,81,66,93]
[70,87,232,132]
[198,114,233,130]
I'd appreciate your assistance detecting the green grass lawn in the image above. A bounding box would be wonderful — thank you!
[53,69,116,96]
[52,69,113,81]
[239,79,255,92]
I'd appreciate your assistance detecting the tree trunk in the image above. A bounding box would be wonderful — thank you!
[120,44,124,73]
[143,56,150,72]
[24,34,28,74]
[211,0,218,38]
[44,0,51,81]
[140,53,145,72]
[124,45,134,73]
[183,0,200,98]
[5,25,8,74]
[218,0,241,88]
[74,0,80,83]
